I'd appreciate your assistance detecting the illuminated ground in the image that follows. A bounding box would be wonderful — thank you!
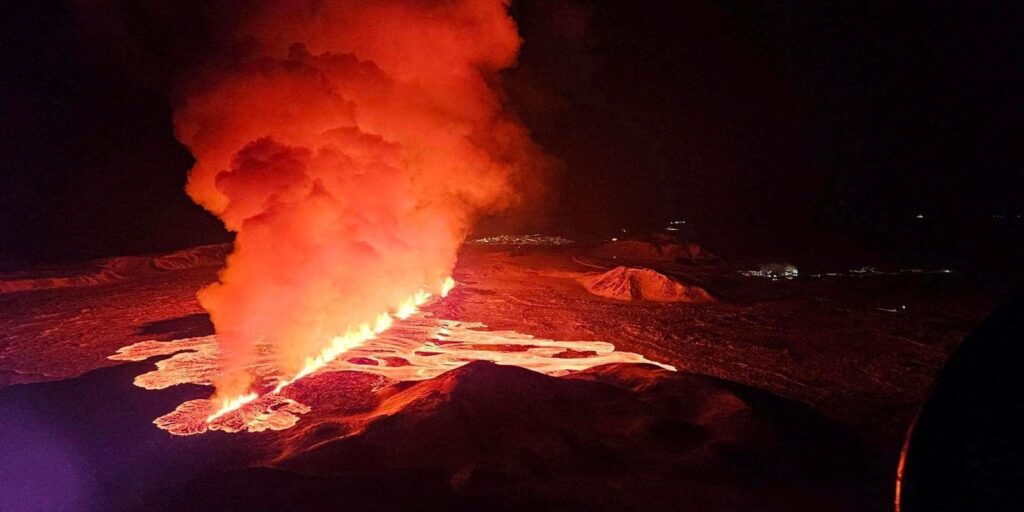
[0,242,991,511]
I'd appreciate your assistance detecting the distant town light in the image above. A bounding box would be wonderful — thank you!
[468,234,575,246]
[739,264,798,281]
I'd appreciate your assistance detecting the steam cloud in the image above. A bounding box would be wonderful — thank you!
[173,0,549,397]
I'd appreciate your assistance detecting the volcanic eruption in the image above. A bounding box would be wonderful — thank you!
[172,0,551,416]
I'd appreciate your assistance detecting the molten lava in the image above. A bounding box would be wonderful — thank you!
[206,392,258,423]
[208,279,456,422]
[110,281,675,436]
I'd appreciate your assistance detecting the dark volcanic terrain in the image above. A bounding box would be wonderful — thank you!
[0,240,992,511]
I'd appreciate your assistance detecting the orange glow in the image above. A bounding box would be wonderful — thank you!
[208,278,455,421]
[206,392,258,422]
[113,304,676,436]
[373,312,393,334]
[441,276,456,297]
[171,0,552,407]
[395,297,418,321]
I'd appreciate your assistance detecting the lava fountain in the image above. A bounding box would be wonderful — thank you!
[172,0,552,412]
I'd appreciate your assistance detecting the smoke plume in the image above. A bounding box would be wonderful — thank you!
[173,0,548,397]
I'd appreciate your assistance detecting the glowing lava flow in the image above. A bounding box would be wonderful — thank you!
[111,276,680,436]
[206,392,259,422]
[206,277,458,422]
[112,297,676,436]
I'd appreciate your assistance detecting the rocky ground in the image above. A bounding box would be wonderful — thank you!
[0,240,994,511]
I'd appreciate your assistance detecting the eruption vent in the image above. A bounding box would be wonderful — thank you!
[173,1,548,401]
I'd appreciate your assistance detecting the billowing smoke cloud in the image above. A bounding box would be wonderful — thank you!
[173,0,549,397]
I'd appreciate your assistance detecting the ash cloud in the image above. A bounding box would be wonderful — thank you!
[172,0,551,396]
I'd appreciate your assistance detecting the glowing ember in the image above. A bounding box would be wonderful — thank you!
[206,392,258,422]
[440,277,456,297]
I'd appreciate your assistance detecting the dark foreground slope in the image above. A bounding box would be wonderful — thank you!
[166,362,879,512]
[0,359,881,512]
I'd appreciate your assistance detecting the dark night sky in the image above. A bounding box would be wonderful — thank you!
[1,0,1021,267]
